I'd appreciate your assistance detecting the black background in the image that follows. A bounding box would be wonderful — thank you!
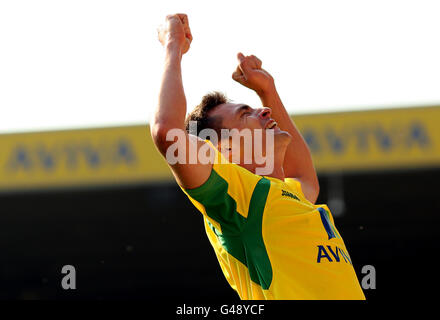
[1,168,439,302]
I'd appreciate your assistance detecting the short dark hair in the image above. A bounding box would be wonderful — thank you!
[184,91,229,137]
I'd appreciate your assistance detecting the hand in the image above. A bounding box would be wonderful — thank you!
[232,53,275,95]
[157,14,193,54]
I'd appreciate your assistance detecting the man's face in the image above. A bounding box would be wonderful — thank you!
[208,102,292,167]
[210,102,280,132]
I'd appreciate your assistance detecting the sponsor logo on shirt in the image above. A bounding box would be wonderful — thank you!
[281,190,300,201]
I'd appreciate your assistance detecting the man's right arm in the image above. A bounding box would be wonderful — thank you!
[150,14,213,189]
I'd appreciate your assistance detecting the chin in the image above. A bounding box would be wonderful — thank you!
[274,129,292,144]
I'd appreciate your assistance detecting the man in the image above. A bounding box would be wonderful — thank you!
[151,13,365,300]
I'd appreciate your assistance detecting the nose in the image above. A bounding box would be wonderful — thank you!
[257,107,272,120]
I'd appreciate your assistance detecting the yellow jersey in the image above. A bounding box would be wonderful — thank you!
[181,142,365,300]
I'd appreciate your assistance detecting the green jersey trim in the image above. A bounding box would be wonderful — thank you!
[185,168,246,235]
[186,168,273,289]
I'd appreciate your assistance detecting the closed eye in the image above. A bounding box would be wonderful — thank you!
[240,111,251,118]
[237,105,252,118]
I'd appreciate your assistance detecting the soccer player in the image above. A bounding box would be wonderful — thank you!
[151,13,365,300]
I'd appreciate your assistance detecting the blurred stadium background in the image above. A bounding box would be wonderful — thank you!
[1,104,439,300]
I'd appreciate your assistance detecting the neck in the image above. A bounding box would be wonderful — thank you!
[240,144,287,180]
[259,145,287,180]
[263,163,285,180]
[219,136,290,180]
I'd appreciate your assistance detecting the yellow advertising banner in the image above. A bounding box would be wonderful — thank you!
[0,106,439,191]
[0,125,173,191]
[294,106,440,173]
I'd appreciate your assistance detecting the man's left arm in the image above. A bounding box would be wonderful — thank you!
[258,86,319,203]
[232,53,320,203]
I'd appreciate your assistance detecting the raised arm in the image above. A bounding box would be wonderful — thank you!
[151,14,212,189]
[232,53,319,203]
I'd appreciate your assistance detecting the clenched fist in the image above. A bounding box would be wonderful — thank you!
[232,53,275,95]
[157,14,193,54]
